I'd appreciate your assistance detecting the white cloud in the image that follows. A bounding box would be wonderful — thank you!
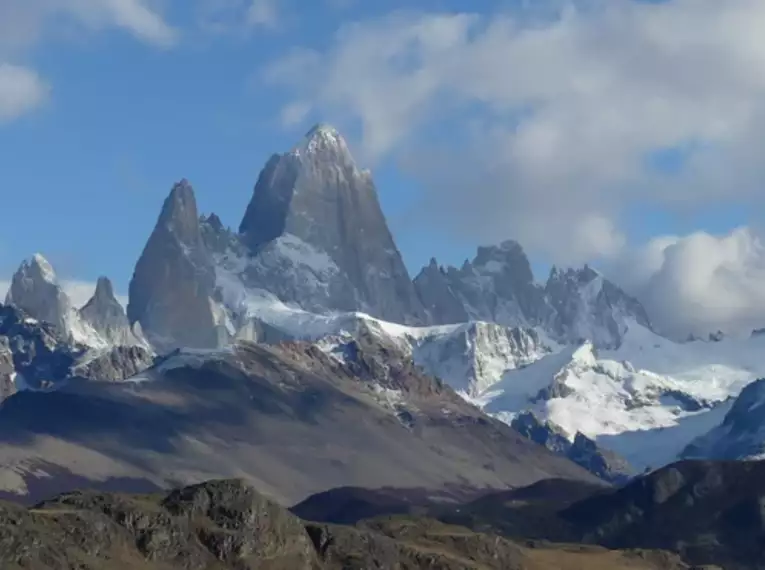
[0,0,177,53]
[100,0,178,46]
[607,228,765,338]
[0,0,176,123]
[264,1,765,263]
[0,64,49,122]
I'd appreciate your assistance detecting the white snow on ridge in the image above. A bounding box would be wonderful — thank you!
[472,324,765,470]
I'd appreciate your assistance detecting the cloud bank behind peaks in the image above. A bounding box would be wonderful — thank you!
[609,228,765,339]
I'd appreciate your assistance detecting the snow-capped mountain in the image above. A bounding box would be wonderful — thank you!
[414,243,651,348]
[9,122,765,482]
[237,123,426,324]
[5,254,98,346]
[413,322,552,397]
[469,326,765,471]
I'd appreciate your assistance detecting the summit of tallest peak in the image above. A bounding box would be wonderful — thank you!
[292,122,351,157]
[305,122,341,139]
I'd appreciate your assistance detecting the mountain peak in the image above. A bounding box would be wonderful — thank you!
[5,254,72,335]
[305,122,340,139]
[292,122,352,159]
[92,276,116,302]
[25,253,58,284]
[156,179,203,246]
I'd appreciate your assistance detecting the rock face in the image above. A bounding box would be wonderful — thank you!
[414,241,548,328]
[511,411,634,484]
[71,345,155,383]
[414,242,652,348]
[80,276,148,347]
[127,180,230,351]
[5,254,78,339]
[238,124,426,324]
[682,378,765,460]
[0,303,80,400]
[545,265,653,348]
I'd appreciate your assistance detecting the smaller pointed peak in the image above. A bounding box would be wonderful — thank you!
[157,179,201,239]
[428,257,439,269]
[204,212,224,231]
[93,276,116,301]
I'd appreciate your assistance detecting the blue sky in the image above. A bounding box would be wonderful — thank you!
[2,0,765,336]
[0,0,494,287]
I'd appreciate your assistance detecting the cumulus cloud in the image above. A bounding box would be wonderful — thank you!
[0,0,176,122]
[263,0,765,263]
[607,228,765,338]
[0,64,49,122]
[0,0,177,52]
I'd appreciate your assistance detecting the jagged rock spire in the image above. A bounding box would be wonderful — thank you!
[5,253,72,333]
[80,276,148,348]
[127,180,229,351]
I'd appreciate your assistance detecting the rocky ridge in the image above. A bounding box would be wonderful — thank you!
[414,245,653,349]
[0,302,154,405]
[0,477,692,570]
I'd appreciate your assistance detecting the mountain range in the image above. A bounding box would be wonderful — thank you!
[3,123,765,513]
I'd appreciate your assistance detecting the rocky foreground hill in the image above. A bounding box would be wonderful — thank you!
[1,477,692,570]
